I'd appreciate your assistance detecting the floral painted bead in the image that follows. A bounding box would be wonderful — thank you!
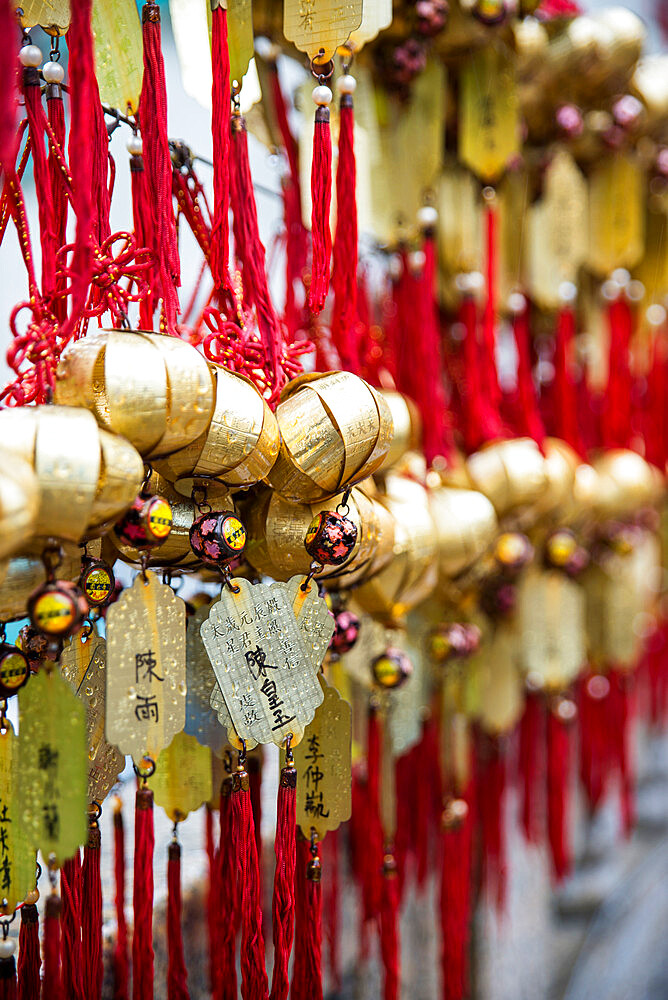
[304,511,358,566]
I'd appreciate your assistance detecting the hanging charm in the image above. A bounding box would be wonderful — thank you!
[152,730,213,821]
[185,603,225,751]
[106,572,186,761]
[0,717,35,914]
[18,669,87,867]
[291,677,352,841]
[273,575,336,672]
[201,578,324,747]
[59,627,124,803]
[283,0,363,61]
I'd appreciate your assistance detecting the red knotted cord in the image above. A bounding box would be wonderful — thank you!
[0,956,17,1000]
[46,90,68,321]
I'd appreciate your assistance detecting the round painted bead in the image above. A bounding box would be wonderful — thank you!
[0,643,30,699]
[304,511,358,566]
[80,559,116,608]
[189,511,247,565]
[27,580,87,638]
[329,609,361,657]
[371,647,413,689]
[429,622,481,664]
[472,0,506,23]
[494,531,533,573]
[17,625,52,670]
[114,493,173,549]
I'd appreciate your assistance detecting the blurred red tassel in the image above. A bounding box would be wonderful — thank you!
[42,893,63,1000]
[0,0,17,175]
[518,691,543,844]
[140,1,180,332]
[459,292,503,452]
[476,732,507,910]
[205,804,220,998]
[167,841,190,1000]
[22,72,56,295]
[230,764,268,1000]
[60,853,84,1000]
[551,305,586,458]
[113,803,129,1000]
[379,850,400,1000]
[546,704,573,881]
[130,149,155,329]
[481,199,501,417]
[603,296,634,450]
[82,822,103,1000]
[211,3,231,298]
[17,903,40,1000]
[217,779,237,1000]
[322,829,341,991]
[331,93,358,372]
[439,787,474,1000]
[578,671,612,813]
[608,669,636,835]
[0,956,17,1000]
[132,784,155,1000]
[309,103,332,314]
[270,761,297,1000]
[511,301,545,446]
[292,840,323,1000]
[364,705,384,925]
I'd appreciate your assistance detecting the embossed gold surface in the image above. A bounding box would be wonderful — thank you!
[201,578,324,747]
[0,546,80,620]
[465,438,548,518]
[283,0,363,59]
[459,45,519,183]
[0,722,35,914]
[587,155,645,276]
[428,487,497,580]
[348,0,392,49]
[60,631,124,804]
[0,451,38,560]
[153,731,213,821]
[18,669,87,866]
[17,0,69,32]
[275,576,335,672]
[228,0,254,84]
[517,568,585,690]
[292,676,352,840]
[106,572,186,762]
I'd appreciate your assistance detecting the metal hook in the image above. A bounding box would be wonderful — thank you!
[133,755,156,783]
[309,53,334,84]
[237,738,247,769]
[284,733,294,766]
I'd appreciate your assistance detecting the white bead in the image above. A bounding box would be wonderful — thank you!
[601,279,620,302]
[467,271,485,293]
[508,291,526,314]
[336,74,357,96]
[19,44,42,68]
[611,267,630,286]
[408,250,425,273]
[627,279,645,302]
[417,205,438,229]
[312,85,333,107]
[647,303,666,327]
[0,938,16,959]
[42,60,65,84]
[127,134,143,156]
[558,280,577,304]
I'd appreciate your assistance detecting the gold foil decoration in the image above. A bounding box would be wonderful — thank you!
[153,731,213,821]
[268,372,392,503]
[428,487,497,580]
[459,45,519,183]
[274,576,336,672]
[0,721,35,914]
[527,149,588,310]
[59,630,124,804]
[292,676,352,840]
[228,0,254,85]
[587,155,645,276]
[468,623,524,735]
[634,196,668,305]
[92,0,143,114]
[18,669,87,867]
[0,544,80,621]
[517,568,585,690]
[0,451,38,560]
[201,578,324,747]
[106,572,187,762]
[386,629,426,757]
[437,165,482,275]
[465,438,548,517]
[185,604,225,751]
[16,0,69,32]
[283,0,363,60]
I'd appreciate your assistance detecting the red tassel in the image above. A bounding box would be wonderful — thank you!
[0,956,17,1000]
[217,779,237,1000]
[17,903,40,1000]
[603,296,634,450]
[476,732,507,910]
[331,93,358,372]
[113,802,129,1000]
[511,300,545,445]
[552,305,586,457]
[230,764,268,1000]
[546,703,573,881]
[210,4,231,298]
[140,2,180,332]
[46,92,67,249]
[60,853,84,1000]
[0,0,18,175]
[230,115,282,387]
[608,669,636,835]
[132,784,155,1000]
[270,761,297,1000]
[459,292,503,452]
[91,85,111,245]
[62,0,96,339]
[518,691,543,844]
[167,840,190,1000]
[646,622,668,727]
[363,705,384,926]
[481,199,501,417]
[578,671,611,813]
[130,150,155,329]
[82,823,103,1000]
[205,804,220,998]
[322,829,341,991]
[42,893,63,1000]
[22,72,56,296]
[379,850,400,1000]
[644,321,667,470]
[292,839,323,1000]
[439,790,474,1000]
[290,837,309,999]
[309,102,333,314]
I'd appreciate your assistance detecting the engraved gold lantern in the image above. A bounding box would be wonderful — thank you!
[0,450,39,560]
